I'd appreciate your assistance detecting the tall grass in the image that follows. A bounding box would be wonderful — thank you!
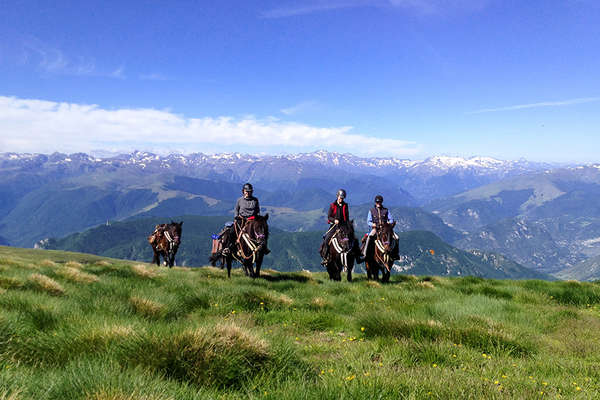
[1,247,600,399]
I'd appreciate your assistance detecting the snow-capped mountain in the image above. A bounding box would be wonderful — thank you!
[0,150,553,182]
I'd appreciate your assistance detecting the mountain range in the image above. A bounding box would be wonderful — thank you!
[428,165,600,274]
[3,150,599,279]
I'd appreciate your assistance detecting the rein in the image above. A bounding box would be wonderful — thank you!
[234,219,264,264]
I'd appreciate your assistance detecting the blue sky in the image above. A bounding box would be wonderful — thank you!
[1,0,599,162]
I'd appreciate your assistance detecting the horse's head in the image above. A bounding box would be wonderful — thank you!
[335,220,355,252]
[168,221,183,247]
[378,221,396,252]
[245,214,269,245]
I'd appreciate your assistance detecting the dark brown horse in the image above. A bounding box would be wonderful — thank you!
[210,214,269,278]
[364,221,396,282]
[323,220,357,282]
[148,221,183,268]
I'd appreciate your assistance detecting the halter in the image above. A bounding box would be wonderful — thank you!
[164,230,177,253]
[329,226,351,271]
[233,219,265,265]
[374,225,395,272]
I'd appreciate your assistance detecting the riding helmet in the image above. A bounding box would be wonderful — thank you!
[337,189,346,199]
[243,183,253,192]
[374,195,383,204]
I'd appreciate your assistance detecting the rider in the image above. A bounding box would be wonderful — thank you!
[320,189,355,264]
[362,195,400,260]
[233,182,270,254]
[235,183,260,220]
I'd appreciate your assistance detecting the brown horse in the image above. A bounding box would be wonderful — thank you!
[210,214,269,278]
[148,221,183,268]
[323,220,357,282]
[364,221,396,283]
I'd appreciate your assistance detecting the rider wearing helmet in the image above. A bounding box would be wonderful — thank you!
[320,189,350,264]
[235,183,260,219]
[233,182,270,254]
[362,195,399,260]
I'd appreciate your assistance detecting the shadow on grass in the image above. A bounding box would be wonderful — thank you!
[259,274,313,283]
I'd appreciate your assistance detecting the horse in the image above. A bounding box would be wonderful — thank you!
[148,221,183,268]
[364,221,396,282]
[210,214,269,278]
[323,220,357,282]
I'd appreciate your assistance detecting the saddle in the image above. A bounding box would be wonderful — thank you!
[148,224,167,246]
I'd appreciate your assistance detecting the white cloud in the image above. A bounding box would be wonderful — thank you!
[261,0,490,18]
[13,35,125,78]
[389,0,491,14]
[468,96,600,114]
[0,96,420,157]
[281,100,319,115]
[139,73,170,81]
[261,1,369,18]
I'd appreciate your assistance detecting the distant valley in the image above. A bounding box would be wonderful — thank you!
[3,150,599,279]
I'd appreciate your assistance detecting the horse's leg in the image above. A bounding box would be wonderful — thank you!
[245,259,255,278]
[226,256,232,278]
[152,249,159,266]
[254,253,264,278]
[347,260,353,282]
[365,260,372,280]
[326,259,334,280]
[382,267,390,283]
[335,258,342,281]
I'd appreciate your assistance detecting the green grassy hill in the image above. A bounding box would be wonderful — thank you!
[1,247,599,399]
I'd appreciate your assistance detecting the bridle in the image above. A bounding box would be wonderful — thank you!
[329,223,352,271]
[374,224,394,271]
[233,218,266,264]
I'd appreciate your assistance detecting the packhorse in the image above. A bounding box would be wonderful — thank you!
[363,221,396,283]
[148,221,183,268]
[210,214,269,278]
[323,220,358,282]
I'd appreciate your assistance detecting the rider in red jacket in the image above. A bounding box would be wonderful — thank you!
[320,189,354,264]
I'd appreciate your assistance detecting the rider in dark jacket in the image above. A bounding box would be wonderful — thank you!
[362,195,400,260]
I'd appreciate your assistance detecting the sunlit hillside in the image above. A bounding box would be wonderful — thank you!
[0,246,599,399]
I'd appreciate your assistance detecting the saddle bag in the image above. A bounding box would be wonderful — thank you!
[211,234,222,255]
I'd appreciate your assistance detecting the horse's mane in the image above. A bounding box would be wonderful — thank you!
[337,220,354,236]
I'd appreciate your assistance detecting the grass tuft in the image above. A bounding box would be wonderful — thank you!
[0,276,24,290]
[418,281,435,289]
[65,261,84,269]
[56,267,99,283]
[27,273,64,295]
[39,259,58,268]
[131,264,158,279]
[310,297,331,310]
[123,322,274,388]
[0,390,22,400]
[86,390,164,400]
[129,297,167,319]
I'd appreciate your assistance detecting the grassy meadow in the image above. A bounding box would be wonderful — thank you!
[1,246,600,399]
